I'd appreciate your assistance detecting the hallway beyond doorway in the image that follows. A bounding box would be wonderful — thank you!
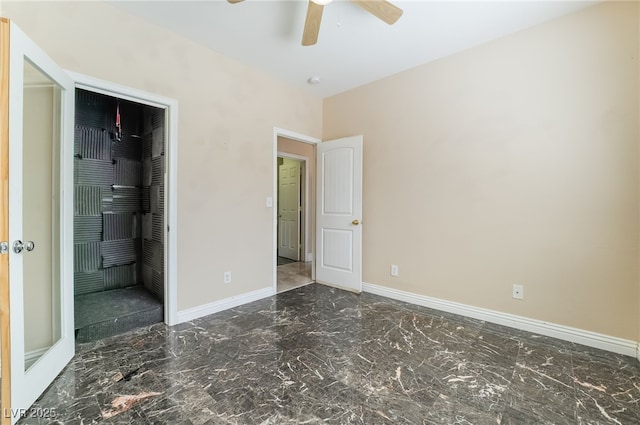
[277,262,312,293]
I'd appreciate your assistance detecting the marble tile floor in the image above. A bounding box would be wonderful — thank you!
[277,261,313,293]
[18,283,640,425]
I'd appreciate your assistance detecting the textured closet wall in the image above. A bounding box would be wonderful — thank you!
[74,89,151,296]
[142,108,165,300]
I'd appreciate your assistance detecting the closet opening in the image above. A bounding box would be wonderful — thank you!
[73,88,166,343]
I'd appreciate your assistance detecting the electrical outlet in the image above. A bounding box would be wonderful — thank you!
[266,197,273,208]
[512,284,524,300]
[390,264,399,277]
[224,271,232,284]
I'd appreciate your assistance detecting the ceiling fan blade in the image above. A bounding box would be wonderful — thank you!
[351,0,403,25]
[302,1,324,46]
[227,0,245,3]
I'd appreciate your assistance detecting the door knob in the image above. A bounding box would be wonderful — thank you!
[352,219,360,225]
[13,240,35,254]
[13,240,24,253]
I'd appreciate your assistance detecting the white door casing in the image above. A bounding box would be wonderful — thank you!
[7,20,75,421]
[278,158,301,261]
[272,128,320,293]
[315,135,363,293]
[68,71,179,327]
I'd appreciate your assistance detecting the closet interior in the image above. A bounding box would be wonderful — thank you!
[73,89,165,343]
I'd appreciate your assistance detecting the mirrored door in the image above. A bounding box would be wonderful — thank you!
[21,59,64,372]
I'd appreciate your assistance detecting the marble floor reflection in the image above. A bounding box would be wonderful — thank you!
[277,261,313,293]
[19,284,640,424]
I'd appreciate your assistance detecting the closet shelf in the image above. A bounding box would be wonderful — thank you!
[111,185,144,189]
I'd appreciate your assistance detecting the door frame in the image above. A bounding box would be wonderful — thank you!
[68,71,179,326]
[1,18,11,425]
[277,153,307,262]
[272,128,319,293]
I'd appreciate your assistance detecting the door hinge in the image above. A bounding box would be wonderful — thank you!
[167,225,170,232]
[0,241,8,255]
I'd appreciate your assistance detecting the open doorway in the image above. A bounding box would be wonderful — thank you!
[276,135,316,293]
[72,88,166,343]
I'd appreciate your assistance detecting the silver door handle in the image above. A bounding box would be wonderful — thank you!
[13,240,35,254]
[13,240,24,253]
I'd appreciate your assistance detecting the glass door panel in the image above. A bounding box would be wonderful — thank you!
[21,59,63,371]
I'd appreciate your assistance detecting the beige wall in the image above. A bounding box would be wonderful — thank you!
[1,1,322,311]
[278,136,316,261]
[324,1,640,340]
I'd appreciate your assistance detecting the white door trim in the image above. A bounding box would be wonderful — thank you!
[68,71,179,326]
[278,152,309,161]
[272,128,319,294]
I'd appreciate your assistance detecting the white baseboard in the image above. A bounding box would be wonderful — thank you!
[25,347,49,363]
[306,253,313,262]
[363,282,639,358]
[24,347,50,369]
[176,286,275,324]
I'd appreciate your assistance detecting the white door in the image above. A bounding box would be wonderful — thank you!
[4,19,75,421]
[315,136,363,293]
[278,158,301,261]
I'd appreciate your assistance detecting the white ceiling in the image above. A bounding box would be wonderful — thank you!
[112,0,598,98]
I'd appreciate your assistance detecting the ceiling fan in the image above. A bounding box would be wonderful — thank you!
[227,0,404,46]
